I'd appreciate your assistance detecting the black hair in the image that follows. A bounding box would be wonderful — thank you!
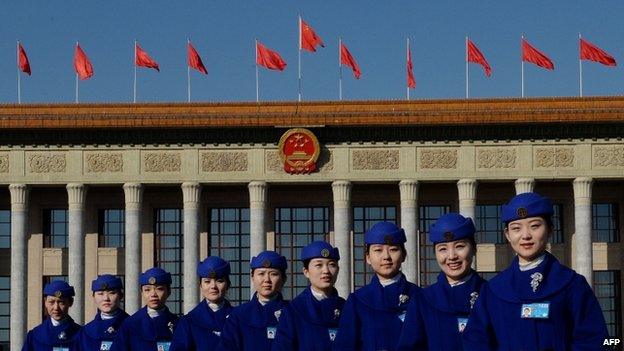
[504,215,553,229]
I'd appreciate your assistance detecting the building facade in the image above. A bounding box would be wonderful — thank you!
[0,97,623,350]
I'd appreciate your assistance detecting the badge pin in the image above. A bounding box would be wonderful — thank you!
[334,308,341,319]
[321,248,330,258]
[58,331,66,340]
[530,272,543,292]
[274,309,282,321]
[444,231,454,241]
[383,235,394,245]
[167,321,174,333]
[262,259,271,268]
[399,294,409,305]
[469,291,479,309]
[54,290,63,298]
[148,277,156,285]
[516,207,528,219]
[100,283,108,290]
[106,326,115,334]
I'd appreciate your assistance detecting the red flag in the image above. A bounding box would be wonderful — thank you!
[187,42,208,74]
[135,44,160,71]
[467,39,492,77]
[73,44,94,80]
[522,39,554,70]
[300,18,324,52]
[256,41,287,71]
[18,43,31,75]
[340,42,361,79]
[580,38,617,66]
[407,43,415,89]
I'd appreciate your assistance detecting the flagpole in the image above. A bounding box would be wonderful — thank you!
[406,38,410,101]
[17,41,21,104]
[298,15,302,102]
[75,42,79,103]
[465,36,469,99]
[521,34,525,98]
[339,37,343,101]
[133,40,137,103]
[255,39,259,103]
[187,39,191,103]
[579,33,583,98]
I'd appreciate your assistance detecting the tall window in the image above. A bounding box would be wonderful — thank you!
[43,209,68,248]
[419,206,450,286]
[209,208,250,306]
[475,205,504,244]
[99,209,125,247]
[0,276,9,350]
[593,204,620,243]
[594,270,622,336]
[0,210,9,249]
[353,206,397,289]
[274,207,330,300]
[154,209,183,315]
[549,204,564,244]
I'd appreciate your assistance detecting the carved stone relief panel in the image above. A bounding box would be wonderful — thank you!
[143,152,181,172]
[86,153,123,173]
[201,151,248,172]
[420,149,458,169]
[0,154,8,173]
[352,149,399,170]
[534,147,574,168]
[28,153,66,173]
[593,146,624,168]
[477,148,517,169]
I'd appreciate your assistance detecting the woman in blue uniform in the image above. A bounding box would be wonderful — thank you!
[75,275,129,351]
[110,267,179,351]
[397,213,486,350]
[273,241,345,350]
[462,192,609,350]
[217,250,289,351]
[333,221,420,351]
[22,280,81,351]
[170,256,234,351]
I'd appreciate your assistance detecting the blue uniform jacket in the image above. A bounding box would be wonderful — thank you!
[333,273,420,351]
[462,252,609,350]
[272,287,346,351]
[22,317,81,351]
[110,306,179,351]
[74,310,129,351]
[169,299,233,351]
[216,293,288,351]
[397,271,486,351]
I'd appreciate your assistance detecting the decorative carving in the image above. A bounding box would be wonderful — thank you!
[352,150,399,170]
[478,148,516,169]
[266,151,282,172]
[143,153,181,172]
[267,149,333,172]
[28,154,66,173]
[593,146,624,168]
[201,152,248,172]
[420,149,457,169]
[86,153,123,173]
[535,147,574,168]
[0,154,8,173]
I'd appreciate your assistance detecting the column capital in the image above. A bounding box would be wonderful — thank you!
[332,180,352,209]
[514,178,535,194]
[66,183,87,210]
[9,184,29,211]
[457,179,478,200]
[123,183,144,210]
[573,177,593,205]
[182,182,202,209]
[248,181,268,208]
[399,180,419,207]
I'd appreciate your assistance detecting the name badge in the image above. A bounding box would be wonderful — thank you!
[328,328,337,341]
[156,341,171,351]
[520,302,550,319]
[100,341,113,351]
[457,318,468,333]
[266,326,277,339]
[52,348,69,351]
[397,312,406,322]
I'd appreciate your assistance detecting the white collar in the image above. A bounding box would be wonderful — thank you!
[379,273,401,287]
[519,254,546,272]
[100,309,118,320]
[257,294,277,306]
[147,307,164,318]
[50,317,66,327]
[449,272,473,287]
[310,287,328,301]
[207,300,224,312]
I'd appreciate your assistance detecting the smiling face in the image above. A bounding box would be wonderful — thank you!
[44,296,73,321]
[141,284,170,310]
[366,244,406,280]
[303,258,339,293]
[200,277,229,304]
[93,290,122,314]
[251,268,285,300]
[505,216,551,264]
[434,238,474,284]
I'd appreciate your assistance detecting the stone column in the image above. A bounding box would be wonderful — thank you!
[123,183,143,314]
[457,179,478,220]
[182,182,201,313]
[573,177,593,284]
[332,181,352,297]
[9,184,28,351]
[248,181,268,257]
[515,178,535,194]
[399,180,419,285]
[67,183,87,324]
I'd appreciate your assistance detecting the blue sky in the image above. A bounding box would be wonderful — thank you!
[1,0,623,103]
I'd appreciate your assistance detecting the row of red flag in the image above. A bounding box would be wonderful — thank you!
[17,17,618,89]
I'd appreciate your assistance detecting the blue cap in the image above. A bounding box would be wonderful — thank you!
[502,192,554,223]
[250,251,287,271]
[43,280,75,298]
[91,274,123,292]
[139,267,172,286]
[197,256,231,279]
[365,221,406,245]
[301,241,340,261]
[429,213,476,245]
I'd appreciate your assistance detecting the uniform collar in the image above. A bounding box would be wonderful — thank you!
[354,273,417,311]
[518,254,546,271]
[290,287,345,327]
